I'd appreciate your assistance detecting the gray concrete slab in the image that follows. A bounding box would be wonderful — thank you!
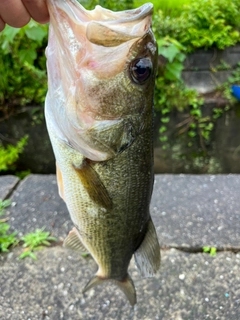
[1,174,240,319]
[5,174,240,249]
[152,175,240,249]
[7,174,70,239]
[0,247,240,319]
[0,175,19,200]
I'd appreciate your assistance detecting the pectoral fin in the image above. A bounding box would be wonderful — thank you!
[73,159,112,210]
[134,218,160,277]
[63,227,88,253]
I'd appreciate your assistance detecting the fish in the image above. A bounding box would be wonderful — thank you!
[45,0,160,306]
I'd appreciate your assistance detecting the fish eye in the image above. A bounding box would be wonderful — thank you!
[129,58,152,84]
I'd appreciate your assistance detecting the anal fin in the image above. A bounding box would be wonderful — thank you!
[134,217,160,277]
[63,227,88,253]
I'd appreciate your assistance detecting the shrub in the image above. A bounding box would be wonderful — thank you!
[0,21,48,107]
[153,0,240,52]
[0,136,28,172]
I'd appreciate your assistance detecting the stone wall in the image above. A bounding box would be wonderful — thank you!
[182,45,240,93]
[154,103,240,174]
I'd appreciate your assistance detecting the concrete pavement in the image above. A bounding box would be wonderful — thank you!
[1,174,240,319]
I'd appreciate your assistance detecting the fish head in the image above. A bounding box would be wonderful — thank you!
[46,0,158,160]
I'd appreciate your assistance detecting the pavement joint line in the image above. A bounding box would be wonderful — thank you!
[2,243,240,258]
[161,246,240,254]
[2,178,21,201]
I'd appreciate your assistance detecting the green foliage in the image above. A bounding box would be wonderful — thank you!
[19,228,57,260]
[203,246,217,256]
[81,0,134,10]
[0,199,57,258]
[133,0,191,14]
[157,37,186,81]
[0,20,48,106]
[154,37,210,150]
[0,223,18,252]
[0,199,18,252]
[0,135,28,172]
[153,0,240,52]
[0,199,11,215]
[154,37,191,116]
[16,170,31,179]
[220,63,240,102]
[153,0,240,154]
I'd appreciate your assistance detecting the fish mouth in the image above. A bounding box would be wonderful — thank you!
[47,0,153,42]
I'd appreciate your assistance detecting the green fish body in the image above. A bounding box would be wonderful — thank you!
[45,0,160,306]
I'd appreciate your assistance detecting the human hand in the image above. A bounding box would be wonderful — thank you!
[0,0,49,31]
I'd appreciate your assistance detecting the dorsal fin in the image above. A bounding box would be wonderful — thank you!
[86,21,138,47]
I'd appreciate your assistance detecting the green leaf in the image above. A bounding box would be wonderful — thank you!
[157,39,168,47]
[159,126,167,133]
[161,117,170,123]
[190,123,197,129]
[81,253,90,258]
[190,109,202,117]
[19,49,37,64]
[188,130,196,138]
[159,45,180,63]
[0,199,11,215]
[161,108,170,115]
[160,135,168,142]
[25,25,47,42]
[21,228,57,252]
[1,25,21,51]
[19,250,37,260]
[210,247,217,256]
[165,61,184,80]
[0,136,28,172]
[205,122,214,131]
[177,52,186,62]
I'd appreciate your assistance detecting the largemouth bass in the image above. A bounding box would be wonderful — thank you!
[45,0,160,306]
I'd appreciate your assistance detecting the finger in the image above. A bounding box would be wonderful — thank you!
[0,16,5,32]
[0,0,30,28]
[22,0,49,24]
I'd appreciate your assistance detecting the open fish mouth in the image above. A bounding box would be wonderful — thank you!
[47,0,153,38]
[46,0,154,64]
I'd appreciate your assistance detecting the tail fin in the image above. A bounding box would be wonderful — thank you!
[83,273,136,306]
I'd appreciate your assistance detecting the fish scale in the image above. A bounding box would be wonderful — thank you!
[45,0,160,306]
